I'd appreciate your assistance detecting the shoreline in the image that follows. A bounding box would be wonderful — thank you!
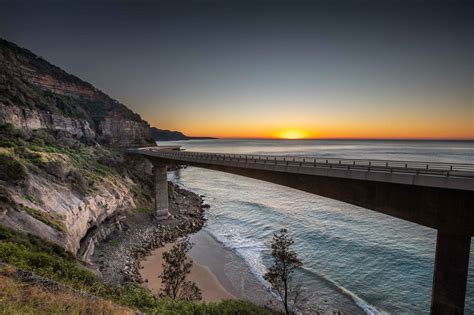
[139,229,281,307]
[140,229,281,310]
[90,180,363,314]
[168,171,368,314]
[92,183,207,284]
[92,182,280,310]
[91,182,277,308]
[139,241,235,302]
[189,230,279,307]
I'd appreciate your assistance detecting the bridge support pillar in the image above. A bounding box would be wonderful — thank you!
[430,230,471,315]
[153,163,170,220]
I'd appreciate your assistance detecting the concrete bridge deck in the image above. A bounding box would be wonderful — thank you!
[127,147,474,314]
[130,147,474,189]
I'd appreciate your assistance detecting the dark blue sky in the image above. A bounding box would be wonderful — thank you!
[1,0,472,138]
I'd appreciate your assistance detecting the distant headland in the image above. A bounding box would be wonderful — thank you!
[150,127,217,141]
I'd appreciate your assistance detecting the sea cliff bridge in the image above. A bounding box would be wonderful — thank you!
[127,146,474,315]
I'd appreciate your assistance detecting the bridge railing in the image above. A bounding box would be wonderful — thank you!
[146,150,474,178]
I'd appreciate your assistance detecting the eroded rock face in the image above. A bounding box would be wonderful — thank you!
[99,115,153,147]
[0,102,96,140]
[1,172,137,254]
[24,69,97,99]
[76,214,126,262]
[0,39,159,260]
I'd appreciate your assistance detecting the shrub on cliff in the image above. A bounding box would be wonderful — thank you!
[66,169,89,195]
[159,238,202,301]
[0,153,27,182]
[0,126,128,194]
[21,205,65,232]
[0,123,28,139]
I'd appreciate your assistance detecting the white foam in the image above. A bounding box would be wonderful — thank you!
[207,222,386,315]
[172,175,384,315]
[305,268,385,315]
[206,224,268,282]
[340,287,384,315]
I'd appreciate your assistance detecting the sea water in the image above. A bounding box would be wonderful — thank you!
[164,139,474,314]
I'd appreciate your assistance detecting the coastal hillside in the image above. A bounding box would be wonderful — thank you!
[150,127,191,141]
[150,127,216,141]
[0,38,158,256]
[0,124,156,256]
[0,38,154,147]
[0,38,277,314]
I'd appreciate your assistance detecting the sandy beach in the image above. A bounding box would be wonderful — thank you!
[140,241,235,302]
[140,230,279,308]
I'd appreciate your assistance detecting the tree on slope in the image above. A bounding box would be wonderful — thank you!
[159,237,202,301]
[264,229,303,314]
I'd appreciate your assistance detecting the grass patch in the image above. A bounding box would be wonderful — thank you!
[0,127,122,193]
[0,241,97,290]
[0,226,279,314]
[21,205,65,232]
[23,194,35,202]
[0,272,134,315]
[153,299,278,314]
[130,184,151,204]
[133,207,153,214]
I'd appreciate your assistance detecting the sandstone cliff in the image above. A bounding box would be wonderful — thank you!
[0,38,159,259]
[0,38,154,147]
[0,126,156,256]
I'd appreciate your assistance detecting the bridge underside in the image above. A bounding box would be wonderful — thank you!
[148,157,472,314]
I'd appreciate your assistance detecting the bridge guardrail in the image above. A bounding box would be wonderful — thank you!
[139,150,474,179]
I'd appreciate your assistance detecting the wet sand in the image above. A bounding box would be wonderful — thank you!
[140,241,235,302]
[188,230,278,307]
[140,230,278,307]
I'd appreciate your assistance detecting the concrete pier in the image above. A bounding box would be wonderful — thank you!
[152,163,170,220]
[431,231,471,314]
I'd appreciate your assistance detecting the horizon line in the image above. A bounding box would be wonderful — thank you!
[182,137,474,141]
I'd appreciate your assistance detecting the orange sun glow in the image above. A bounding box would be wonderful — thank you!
[276,130,308,139]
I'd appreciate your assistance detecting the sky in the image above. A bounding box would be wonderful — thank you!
[1,0,473,139]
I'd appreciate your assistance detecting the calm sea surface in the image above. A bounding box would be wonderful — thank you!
[162,139,474,314]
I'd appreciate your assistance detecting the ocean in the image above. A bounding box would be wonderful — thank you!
[162,139,474,314]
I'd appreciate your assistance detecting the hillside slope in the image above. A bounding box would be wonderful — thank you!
[150,127,217,141]
[0,38,154,147]
[0,39,158,256]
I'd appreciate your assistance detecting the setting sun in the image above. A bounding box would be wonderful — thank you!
[276,130,308,139]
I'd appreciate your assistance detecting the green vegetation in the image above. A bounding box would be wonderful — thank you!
[0,229,96,290]
[0,125,122,194]
[0,271,134,315]
[0,153,27,181]
[21,205,65,232]
[131,184,152,204]
[23,194,35,202]
[134,207,153,214]
[146,299,279,314]
[0,226,278,314]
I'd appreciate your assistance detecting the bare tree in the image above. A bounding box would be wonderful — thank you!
[264,229,303,314]
[159,237,202,301]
